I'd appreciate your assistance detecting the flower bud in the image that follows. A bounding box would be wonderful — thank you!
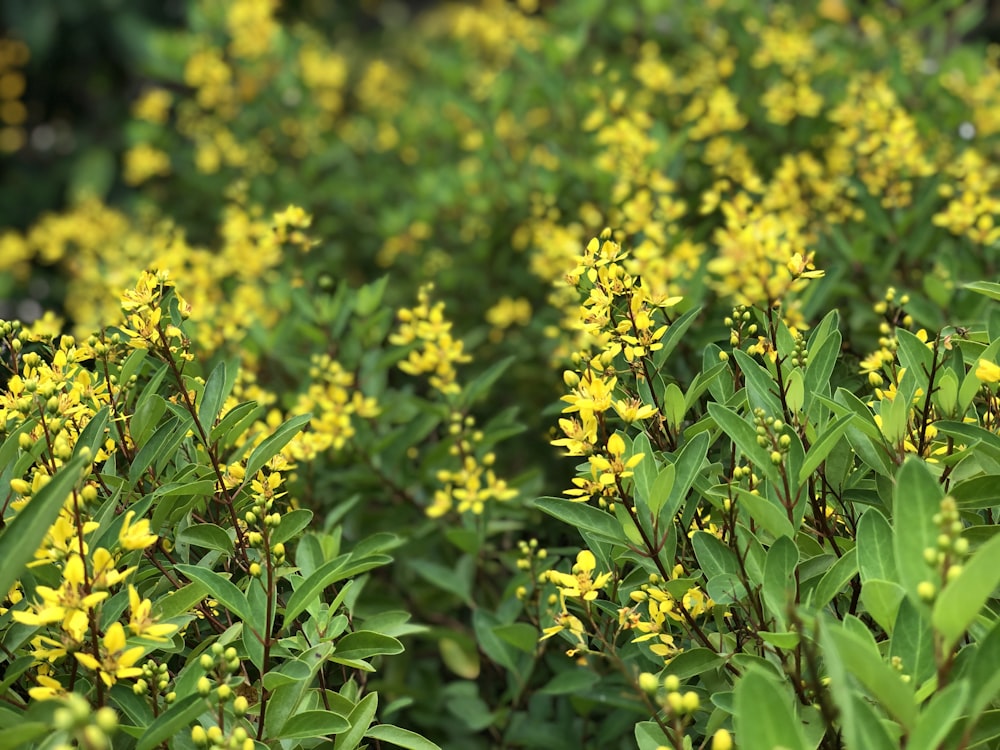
[638,672,659,693]
[713,728,733,750]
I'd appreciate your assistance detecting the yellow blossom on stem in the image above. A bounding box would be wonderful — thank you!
[118,511,157,551]
[546,550,613,601]
[74,622,144,688]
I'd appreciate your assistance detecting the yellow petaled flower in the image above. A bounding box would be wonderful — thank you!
[546,550,613,601]
[119,511,158,551]
[28,673,68,701]
[128,585,178,641]
[75,622,144,687]
[976,359,1000,384]
[13,554,108,641]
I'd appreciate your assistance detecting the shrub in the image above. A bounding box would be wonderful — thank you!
[4,0,1000,748]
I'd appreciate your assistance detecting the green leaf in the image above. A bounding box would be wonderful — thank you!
[646,462,674,517]
[334,692,378,750]
[809,548,857,610]
[825,620,917,730]
[198,360,230,428]
[0,453,86,606]
[635,722,671,750]
[662,431,710,522]
[732,350,783,415]
[285,558,363,625]
[174,564,251,624]
[857,509,896,583]
[493,623,539,654]
[271,508,314,545]
[538,669,600,695]
[0,723,50,749]
[692,531,740,579]
[136,694,205,750]
[893,458,942,606]
[176,523,232,554]
[653,306,702,371]
[663,648,725,681]
[707,403,781,488]
[889,598,935,686]
[798,413,853,485]
[534,497,622,543]
[334,630,404,660]
[726,485,795,540]
[965,280,1000,302]
[440,635,481,679]
[759,631,801,649]
[279,710,351,739]
[907,680,969,750]
[459,355,515,408]
[933,532,1000,651]
[209,400,261,445]
[365,724,442,750]
[763,536,799,627]
[735,666,808,750]
[961,620,1000,724]
[860,579,905,635]
[245,412,312,479]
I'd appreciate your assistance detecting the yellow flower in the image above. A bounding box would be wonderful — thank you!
[119,511,157,551]
[28,673,68,701]
[128,585,178,641]
[546,550,613,601]
[74,622,144,688]
[976,359,1000,384]
[13,554,107,641]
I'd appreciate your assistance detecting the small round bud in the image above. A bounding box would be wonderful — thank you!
[217,684,232,702]
[663,674,680,692]
[917,581,936,602]
[770,451,783,465]
[249,562,262,578]
[953,537,969,555]
[95,707,118,734]
[191,725,209,748]
[666,691,684,713]
[947,565,963,582]
[713,728,733,750]
[638,672,659,693]
[197,676,212,696]
[200,654,215,671]
[234,695,249,717]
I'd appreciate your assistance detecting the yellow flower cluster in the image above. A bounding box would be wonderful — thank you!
[933,149,1000,245]
[390,284,472,396]
[287,355,380,460]
[426,412,517,517]
[225,0,279,61]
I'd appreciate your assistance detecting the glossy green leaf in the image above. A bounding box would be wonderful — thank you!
[735,666,808,750]
[335,630,404,660]
[663,648,725,681]
[176,523,232,553]
[174,564,251,624]
[860,579,905,635]
[365,724,442,750]
[538,669,600,695]
[907,680,968,750]
[857,509,895,583]
[893,458,942,606]
[810,548,857,610]
[762,535,799,628]
[334,692,378,750]
[136,694,205,750]
[534,497,621,543]
[798,413,853,485]
[198,359,229,428]
[279,710,351,739]
[889,598,935,686]
[245,412,312,479]
[826,621,917,730]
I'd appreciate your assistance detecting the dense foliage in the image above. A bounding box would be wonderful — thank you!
[3,1,1000,748]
